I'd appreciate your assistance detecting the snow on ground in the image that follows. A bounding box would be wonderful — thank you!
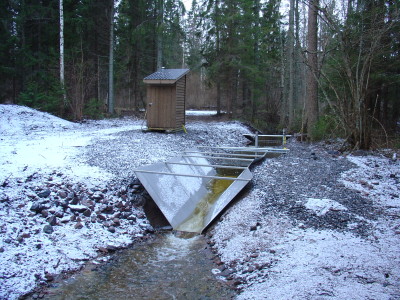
[211,140,400,299]
[0,105,142,186]
[185,110,218,116]
[0,105,148,299]
[0,104,251,299]
[1,104,399,299]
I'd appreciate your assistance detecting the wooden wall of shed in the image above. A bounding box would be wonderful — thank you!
[146,84,175,129]
[175,76,186,127]
[145,75,186,130]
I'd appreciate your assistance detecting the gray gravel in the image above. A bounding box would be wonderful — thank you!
[83,120,251,181]
[251,140,378,237]
[83,118,376,237]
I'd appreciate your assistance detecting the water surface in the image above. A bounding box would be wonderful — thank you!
[43,233,234,300]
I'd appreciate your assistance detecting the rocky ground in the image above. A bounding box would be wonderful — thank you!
[1,104,399,299]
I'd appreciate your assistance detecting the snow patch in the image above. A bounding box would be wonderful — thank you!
[304,197,348,216]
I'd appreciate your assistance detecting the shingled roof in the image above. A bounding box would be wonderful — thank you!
[143,68,189,84]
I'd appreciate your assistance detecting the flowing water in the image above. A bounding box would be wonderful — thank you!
[41,233,234,300]
[40,172,240,299]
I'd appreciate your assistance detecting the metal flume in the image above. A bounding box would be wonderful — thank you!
[134,145,287,233]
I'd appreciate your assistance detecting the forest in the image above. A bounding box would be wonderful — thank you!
[0,0,399,149]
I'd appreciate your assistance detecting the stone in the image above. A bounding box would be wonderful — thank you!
[112,218,121,227]
[37,189,51,198]
[106,245,118,252]
[21,233,31,239]
[59,216,70,224]
[58,191,68,199]
[48,216,58,226]
[44,272,54,282]
[98,247,108,253]
[327,150,341,157]
[83,209,92,217]
[0,193,9,203]
[101,205,114,214]
[214,257,223,266]
[70,196,80,205]
[41,210,49,218]
[74,222,84,229]
[55,210,64,218]
[59,199,69,209]
[30,202,46,213]
[43,225,54,234]
[108,226,116,233]
[97,214,106,221]
[69,204,88,213]
[127,215,137,222]
[92,191,104,201]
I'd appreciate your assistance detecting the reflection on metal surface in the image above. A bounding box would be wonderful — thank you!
[134,145,287,233]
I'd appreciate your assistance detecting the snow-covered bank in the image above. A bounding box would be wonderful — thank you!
[1,104,399,299]
[0,104,251,299]
[210,141,400,299]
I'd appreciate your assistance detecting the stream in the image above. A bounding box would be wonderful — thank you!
[36,169,249,299]
[41,232,234,299]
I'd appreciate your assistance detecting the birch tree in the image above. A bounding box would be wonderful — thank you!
[60,0,66,106]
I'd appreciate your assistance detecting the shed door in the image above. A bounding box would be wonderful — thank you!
[147,85,176,129]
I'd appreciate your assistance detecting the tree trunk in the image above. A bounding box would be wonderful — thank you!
[59,0,66,106]
[305,0,319,137]
[156,0,164,69]
[287,0,295,129]
[108,0,114,114]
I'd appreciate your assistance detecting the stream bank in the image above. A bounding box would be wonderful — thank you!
[30,232,235,300]
[1,105,399,299]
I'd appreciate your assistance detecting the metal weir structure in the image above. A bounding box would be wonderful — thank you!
[134,136,289,233]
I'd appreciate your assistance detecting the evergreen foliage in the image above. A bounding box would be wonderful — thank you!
[0,0,398,148]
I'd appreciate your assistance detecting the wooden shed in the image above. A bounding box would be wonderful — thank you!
[143,68,190,131]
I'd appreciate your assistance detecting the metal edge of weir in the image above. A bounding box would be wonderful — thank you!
[133,144,288,233]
